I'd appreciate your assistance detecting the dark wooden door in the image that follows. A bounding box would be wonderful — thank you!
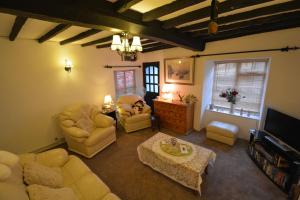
[143,62,160,112]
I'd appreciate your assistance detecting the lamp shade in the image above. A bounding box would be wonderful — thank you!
[111,35,122,50]
[131,36,142,52]
[104,95,112,104]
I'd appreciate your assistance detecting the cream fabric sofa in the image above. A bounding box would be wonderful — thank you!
[0,148,120,200]
[116,95,151,133]
[59,104,116,158]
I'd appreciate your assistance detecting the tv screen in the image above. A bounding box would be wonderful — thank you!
[264,108,300,152]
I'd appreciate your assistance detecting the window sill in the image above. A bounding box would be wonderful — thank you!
[207,108,260,121]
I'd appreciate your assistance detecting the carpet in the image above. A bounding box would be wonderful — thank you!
[59,127,286,200]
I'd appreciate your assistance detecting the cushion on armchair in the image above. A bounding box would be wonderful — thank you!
[92,114,114,128]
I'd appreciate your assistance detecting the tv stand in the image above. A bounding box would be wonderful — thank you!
[248,129,300,193]
[264,135,290,152]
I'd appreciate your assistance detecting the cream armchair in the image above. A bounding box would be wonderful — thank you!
[117,95,151,133]
[59,104,116,158]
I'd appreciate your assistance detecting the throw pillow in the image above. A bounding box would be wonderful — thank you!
[131,100,145,115]
[23,161,63,188]
[75,117,95,133]
[27,184,78,200]
[0,150,20,168]
[0,163,11,181]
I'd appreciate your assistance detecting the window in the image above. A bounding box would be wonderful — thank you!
[114,70,136,98]
[212,59,268,118]
[143,62,159,94]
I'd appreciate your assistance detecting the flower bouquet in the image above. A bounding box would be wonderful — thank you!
[219,88,244,104]
[184,94,198,104]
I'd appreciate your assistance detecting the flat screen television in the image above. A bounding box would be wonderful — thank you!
[264,108,300,152]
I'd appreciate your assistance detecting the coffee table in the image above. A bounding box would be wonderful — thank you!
[137,132,216,195]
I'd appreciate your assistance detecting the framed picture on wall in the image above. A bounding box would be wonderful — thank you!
[164,57,195,85]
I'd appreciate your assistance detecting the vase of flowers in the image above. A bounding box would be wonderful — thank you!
[184,94,198,104]
[219,88,244,104]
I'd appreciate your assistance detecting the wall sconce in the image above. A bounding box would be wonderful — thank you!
[64,59,73,73]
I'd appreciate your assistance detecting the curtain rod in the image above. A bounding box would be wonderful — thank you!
[191,46,300,58]
[104,65,141,68]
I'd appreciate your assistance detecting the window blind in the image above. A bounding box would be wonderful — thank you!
[114,70,136,98]
[212,59,268,117]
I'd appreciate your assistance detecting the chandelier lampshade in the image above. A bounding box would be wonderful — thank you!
[131,36,143,52]
[111,35,122,51]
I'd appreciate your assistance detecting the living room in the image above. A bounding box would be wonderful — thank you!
[0,0,300,200]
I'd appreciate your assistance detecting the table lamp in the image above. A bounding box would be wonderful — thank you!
[102,95,114,112]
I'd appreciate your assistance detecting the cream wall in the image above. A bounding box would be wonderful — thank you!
[141,28,300,135]
[0,38,143,153]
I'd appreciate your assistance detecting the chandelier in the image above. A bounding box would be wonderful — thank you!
[111,33,143,61]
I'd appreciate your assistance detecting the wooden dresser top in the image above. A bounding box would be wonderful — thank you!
[153,99,193,107]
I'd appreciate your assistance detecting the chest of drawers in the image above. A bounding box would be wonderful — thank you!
[153,99,194,134]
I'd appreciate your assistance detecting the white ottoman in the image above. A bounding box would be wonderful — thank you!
[206,121,239,146]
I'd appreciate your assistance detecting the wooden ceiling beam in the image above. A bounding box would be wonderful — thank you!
[143,42,169,49]
[38,24,71,43]
[9,16,27,41]
[60,29,101,45]
[116,0,142,13]
[180,1,300,32]
[96,43,111,49]
[81,35,112,47]
[141,39,156,45]
[162,0,272,29]
[143,44,174,53]
[202,18,300,43]
[142,0,205,22]
[0,0,205,51]
[192,11,300,37]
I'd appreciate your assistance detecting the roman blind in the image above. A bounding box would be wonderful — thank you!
[212,59,268,117]
[114,70,136,98]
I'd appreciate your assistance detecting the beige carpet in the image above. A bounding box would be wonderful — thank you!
[60,127,286,200]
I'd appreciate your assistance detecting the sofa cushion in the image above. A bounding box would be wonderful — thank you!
[61,120,75,128]
[36,148,69,167]
[117,95,142,105]
[103,193,121,200]
[27,184,78,200]
[69,173,110,200]
[24,161,64,188]
[0,150,19,167]
[0,163,11,181]
[0,182,29,200]
[124,113,150,123]
[207,121,239,138]
[62,156,91,186]
[84,127,115,147]
[76,117,95,133]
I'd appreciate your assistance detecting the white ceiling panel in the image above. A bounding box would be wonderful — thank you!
[18,19,58,39]
[131,0,175,13]
[74,30,115,44]
[176,0,292,28]
[50,26,90,42]
[0,13,16,37]
[159,0,225,21]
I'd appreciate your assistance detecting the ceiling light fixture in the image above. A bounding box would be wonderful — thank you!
[111,32,142,61]
[208,0,219,35]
